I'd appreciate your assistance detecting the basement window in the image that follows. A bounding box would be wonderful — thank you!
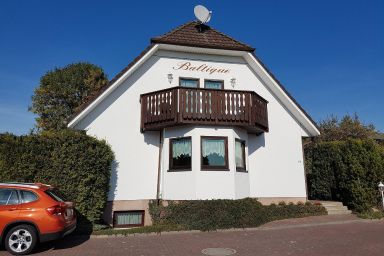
[113,211,145,228]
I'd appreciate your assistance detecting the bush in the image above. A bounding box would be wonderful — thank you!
[305,139,384,212]
[92,224,185,236]
[149,198,326,231]
[357,210,384,219]
[0,130,114,223]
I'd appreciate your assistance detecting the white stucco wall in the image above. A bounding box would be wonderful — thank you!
[161,126,250,200]
[74,49,309,201]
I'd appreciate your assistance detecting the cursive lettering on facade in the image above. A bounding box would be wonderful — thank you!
[173,61,230,75]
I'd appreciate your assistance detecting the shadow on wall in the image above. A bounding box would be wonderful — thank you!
[248,133,265,155]
[101,159,120,226]
[109,159,120,201]
[144,130,161,146]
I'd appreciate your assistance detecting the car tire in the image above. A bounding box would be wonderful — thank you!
[4,225,37,255]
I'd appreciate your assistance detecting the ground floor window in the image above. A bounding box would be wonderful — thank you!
[235,139,246,171]
[113,211,145,227]
[201,136,228,170]
[169,137,192,171]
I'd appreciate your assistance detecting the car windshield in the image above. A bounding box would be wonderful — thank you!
[45,189,66,202]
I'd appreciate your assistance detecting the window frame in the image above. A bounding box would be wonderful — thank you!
[204,79,224,89]
[201,136,229,171]
[0,188,20,206]
[169,136,192,172]
[179,77,200,88]
[19,189,39,204]
[113,210,145,228]
[235,139,247,172]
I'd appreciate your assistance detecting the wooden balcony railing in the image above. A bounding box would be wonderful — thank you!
[140,87,268,134]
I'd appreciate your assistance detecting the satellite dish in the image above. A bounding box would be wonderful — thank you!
[194,5,212,24]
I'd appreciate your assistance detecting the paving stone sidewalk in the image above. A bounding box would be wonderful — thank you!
[1,215,383,256]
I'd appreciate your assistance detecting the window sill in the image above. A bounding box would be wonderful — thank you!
[167,169,192,172]
[201,169,230,172]
[113,224,144,228]
[236,169,248,173]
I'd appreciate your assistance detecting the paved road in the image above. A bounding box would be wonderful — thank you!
[1,217,384,256]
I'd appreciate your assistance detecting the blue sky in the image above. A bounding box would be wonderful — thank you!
[0,0,383,134]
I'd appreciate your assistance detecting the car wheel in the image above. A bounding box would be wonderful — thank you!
[5,225,37,255]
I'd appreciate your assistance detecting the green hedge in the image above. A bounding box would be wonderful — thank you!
[305,139,384,212]
[149,198,326,231]
[0,130,114,223]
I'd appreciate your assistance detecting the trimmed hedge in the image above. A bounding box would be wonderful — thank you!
[305,139,384,212]
[149,198,326,231]
[0,130,114,223]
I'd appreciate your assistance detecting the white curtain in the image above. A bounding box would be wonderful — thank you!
[235,141,244,167]
[172,139,191,158]
[202,139,225,157]
[117,212,142,225]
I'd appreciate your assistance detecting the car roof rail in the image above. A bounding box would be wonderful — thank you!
[0,182,50,189]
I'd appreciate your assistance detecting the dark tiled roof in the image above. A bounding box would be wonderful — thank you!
[151,21,255,52]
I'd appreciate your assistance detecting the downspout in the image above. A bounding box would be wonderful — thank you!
[156,130,163,205]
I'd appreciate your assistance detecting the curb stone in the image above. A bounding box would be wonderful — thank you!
[75,218,383,239]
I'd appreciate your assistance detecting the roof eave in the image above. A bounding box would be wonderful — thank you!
[67,44,159,128]
[245,52,320,136]
[151,39,255,52]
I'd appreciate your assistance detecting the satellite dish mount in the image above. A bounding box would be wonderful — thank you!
[194,5,212,25]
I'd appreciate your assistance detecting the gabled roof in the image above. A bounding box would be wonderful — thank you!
[69,44,156,121]
[151,21,255,52]
[250,53,320,132]
[68,21,320,136]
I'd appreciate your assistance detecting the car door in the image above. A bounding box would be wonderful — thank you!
[17,189,42,223]
[0,188,21,234]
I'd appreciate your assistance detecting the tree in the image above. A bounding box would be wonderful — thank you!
[314,114,377,142]
[30,62,108,131]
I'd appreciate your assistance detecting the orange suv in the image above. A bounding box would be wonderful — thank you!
[0,183,76,255]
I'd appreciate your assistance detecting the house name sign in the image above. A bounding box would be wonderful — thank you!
[173,61,230,75]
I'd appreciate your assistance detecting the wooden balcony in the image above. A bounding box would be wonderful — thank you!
[140,87,268,134]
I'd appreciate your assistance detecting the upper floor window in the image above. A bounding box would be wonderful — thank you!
[169,137,192,171]
[235,139,246,171]
[180,78,199,88]
[204,80,223,89]
[201,136,228,170]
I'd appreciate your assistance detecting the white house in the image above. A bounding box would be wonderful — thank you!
[68,21,320,227]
